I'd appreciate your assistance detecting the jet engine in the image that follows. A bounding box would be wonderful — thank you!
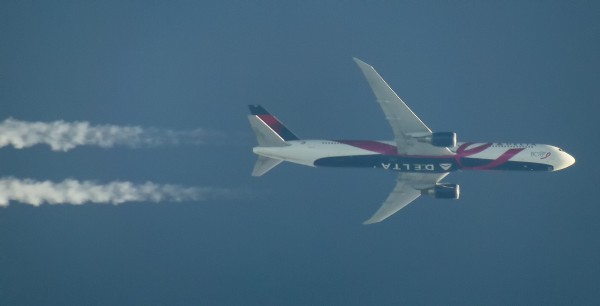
[418,132,457,147]
[431,132,457,147]
[421,183,460,199]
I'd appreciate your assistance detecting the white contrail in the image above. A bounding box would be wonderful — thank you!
[0,118,215,151]
[0,177,233,207]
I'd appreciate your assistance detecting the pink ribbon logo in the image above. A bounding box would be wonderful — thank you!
[455,143,524,170]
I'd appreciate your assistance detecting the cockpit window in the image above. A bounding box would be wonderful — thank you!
[558,148,563,152]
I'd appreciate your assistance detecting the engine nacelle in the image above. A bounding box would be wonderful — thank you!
[421,183,460,199]
[430,132,457,147]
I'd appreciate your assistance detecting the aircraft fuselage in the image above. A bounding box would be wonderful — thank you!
[253,140,574,173]
[248,58,576,224]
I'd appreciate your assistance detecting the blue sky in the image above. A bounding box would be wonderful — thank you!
[1,1,599,305]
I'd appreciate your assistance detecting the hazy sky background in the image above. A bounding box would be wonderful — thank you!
[1,1,599,305]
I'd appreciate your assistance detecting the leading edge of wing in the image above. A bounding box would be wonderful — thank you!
[353,58,432,137]
[353,58,452,156]
[363,172,449,225]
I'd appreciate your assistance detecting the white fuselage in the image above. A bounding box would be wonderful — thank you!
[254,140,575,172]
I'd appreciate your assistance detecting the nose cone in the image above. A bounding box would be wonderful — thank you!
[553,152,576,171]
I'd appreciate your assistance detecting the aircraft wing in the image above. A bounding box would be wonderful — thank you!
[363,172,449,224]
[354,58,450,155]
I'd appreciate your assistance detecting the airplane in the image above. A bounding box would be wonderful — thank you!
[248,58,576,224]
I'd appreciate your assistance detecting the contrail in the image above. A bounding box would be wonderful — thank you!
[0,118,216,151]
[0,177,234,207]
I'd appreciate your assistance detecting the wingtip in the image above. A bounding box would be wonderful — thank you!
[352,57,373,70]
[362,218,379,225]
[352,57,365,64]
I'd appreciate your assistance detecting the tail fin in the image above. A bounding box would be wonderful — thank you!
[248,105,299,144]
[248,105,298,176]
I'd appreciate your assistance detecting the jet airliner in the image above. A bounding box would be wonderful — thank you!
[248,58,575,224]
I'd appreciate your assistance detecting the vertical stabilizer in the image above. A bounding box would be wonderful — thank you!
[248,105,299,176]
[248,116,289,147]
[248,105,299,142]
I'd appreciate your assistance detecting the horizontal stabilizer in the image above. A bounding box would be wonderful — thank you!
[252,156,283,176]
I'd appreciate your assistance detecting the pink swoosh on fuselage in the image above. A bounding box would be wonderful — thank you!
[338,141,524,170]
[462,148,524,170]
[456,143,493,156]
[455,143,524,170]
